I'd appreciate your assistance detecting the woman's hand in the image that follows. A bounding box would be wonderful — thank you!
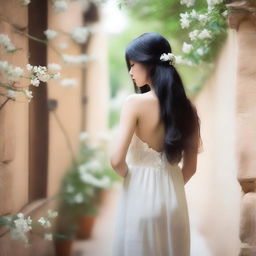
[111,160,129,178]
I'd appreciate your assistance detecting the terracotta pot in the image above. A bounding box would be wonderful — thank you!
[76,215,97,239]
[54,239,73,256]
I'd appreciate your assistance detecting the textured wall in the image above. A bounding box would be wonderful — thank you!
[47,1,84,198]
[234,10,256,256]
[0,1,109,255]
[185,28,241,256]
[0,0,29,216]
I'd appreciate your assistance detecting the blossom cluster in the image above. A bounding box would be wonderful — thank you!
[0,61,61,102]
[179,0,228,66]
[10,213,32,245]
[79,161,111,188]
[62,53,91,65]
[0,61,24,82]
[26,63,61,87]
[63,132,113,205]
[1,0,100,105]
[0,34,17,53]
[180,9,210,29]
[65,158,111,205]
[70,26,90,44]
[44,29,58,40]
[60,78,77,88]
[1,209,58,247]
[53,0,69,13]
[180,0,195,7]
[44,24,98,45]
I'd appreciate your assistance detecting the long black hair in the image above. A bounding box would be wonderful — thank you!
[125,32,202,165]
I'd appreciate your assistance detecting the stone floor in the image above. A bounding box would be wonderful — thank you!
[71,183,122,256]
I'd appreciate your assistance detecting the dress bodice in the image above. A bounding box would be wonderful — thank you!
[126,133,178,170]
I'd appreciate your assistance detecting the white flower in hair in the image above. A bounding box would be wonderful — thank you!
[160,53,176,66]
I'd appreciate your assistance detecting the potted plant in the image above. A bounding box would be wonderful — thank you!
[57,131,119,240]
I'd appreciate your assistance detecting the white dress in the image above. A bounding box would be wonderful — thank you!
[112,132,190,256]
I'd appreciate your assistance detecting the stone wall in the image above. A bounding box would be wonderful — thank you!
[0,1,109,255]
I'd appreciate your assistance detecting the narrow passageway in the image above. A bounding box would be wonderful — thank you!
[71,184,122,256]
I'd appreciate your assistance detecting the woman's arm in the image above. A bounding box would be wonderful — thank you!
[181,149,198,184]
[110,94,139,178]
[181,128,200,184]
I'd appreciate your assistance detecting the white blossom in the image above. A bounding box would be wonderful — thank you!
[70,26,90,44]
[37,73,51,82]
[30,78,40,87]
[10,214,32,245]
[23,89,33,101]
[79,172,110,188]
[62,54,90,64]
[222,10,228,17]
[160,53,176,64]
[26,64,33,71]
[6,89,18,100]
[60,78,77,88]
[52,72,61,79]
[198,14,209,24]
[20,0,31,5]
[32,66,51,82]
[44,29,58,40]
[17,213,24,219]
[79,131,90,142]
[0,34,16,52]
[207,0,223,6]
[174,55,196,66]
[47,63,61,72]
[0,61,24,81]
[184,59,195,66]
[182,42,193,54]
[74,193,84,203]
[189,9,198,19]
[196,48,204,55]
[189,29,199,41]
[66,184,74,193]
[180,0,195,7]
[44,233,53,241]
[28,65,60,85]
[38,217,46,226]
[79,160,102,175]
[180,12,191,29]
[45,221,51,227]
[47,210,58,218]
[173,55,184,64]
[53,1,68,13]
[38,217,51,228]
[198,29,211,39]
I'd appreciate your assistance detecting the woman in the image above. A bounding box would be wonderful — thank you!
[110,32,202,256]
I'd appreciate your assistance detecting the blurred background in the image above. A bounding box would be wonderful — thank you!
[0,0,256,255]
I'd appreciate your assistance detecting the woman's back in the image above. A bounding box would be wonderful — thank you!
[112,93,190,256]
[134,90,165,153]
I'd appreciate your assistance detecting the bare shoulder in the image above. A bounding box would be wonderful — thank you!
[125,93,140,101]
[121,94,141,118]
[123,92,157,107]
[122,93,140,107]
